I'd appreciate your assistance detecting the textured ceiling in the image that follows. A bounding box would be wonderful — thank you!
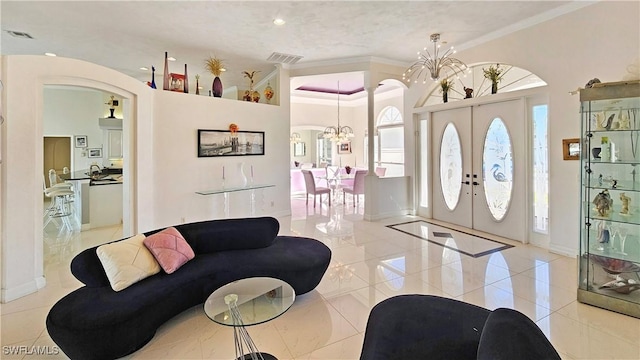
[1,1,576,93]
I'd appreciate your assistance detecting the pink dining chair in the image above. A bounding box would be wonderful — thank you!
[343,170,368,206]
[302,169,331,207]
[375,167,387,177]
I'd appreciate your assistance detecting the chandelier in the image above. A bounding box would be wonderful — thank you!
[290,132,302,143]
[323,82,355,142]
[402,33,468,83]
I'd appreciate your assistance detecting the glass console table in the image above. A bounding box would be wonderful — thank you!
[196,184,275,217]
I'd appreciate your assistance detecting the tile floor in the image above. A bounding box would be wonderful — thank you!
[2,197,640,359]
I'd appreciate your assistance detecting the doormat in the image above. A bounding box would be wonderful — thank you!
[387,220,514,258]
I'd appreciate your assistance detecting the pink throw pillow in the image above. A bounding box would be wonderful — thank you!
[143,227,195,274]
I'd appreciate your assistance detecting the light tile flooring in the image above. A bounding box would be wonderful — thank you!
[2,198,640,359]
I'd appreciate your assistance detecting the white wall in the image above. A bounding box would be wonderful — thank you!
[405,1,640,256]
[151,90,290,228]
[43,88,105,171]
[0,55,291,302]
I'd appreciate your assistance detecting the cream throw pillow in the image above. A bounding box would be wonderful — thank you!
[97,234,161,292]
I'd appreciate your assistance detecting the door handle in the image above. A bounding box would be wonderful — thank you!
[472,181,480,186]
[461,181,470,185]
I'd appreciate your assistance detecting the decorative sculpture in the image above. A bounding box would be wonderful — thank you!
[585,78,601,88]
[593,189,613,217]
[463,87,473,99]
[620,192,631,215]
[618,111,631,130]
[597,220,610,244]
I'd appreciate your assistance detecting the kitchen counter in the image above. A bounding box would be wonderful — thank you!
[59,169,91,181]
[60,168,123,186]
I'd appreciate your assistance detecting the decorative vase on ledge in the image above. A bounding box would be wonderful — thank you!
[491,81,498,94]
[212,77,223,98]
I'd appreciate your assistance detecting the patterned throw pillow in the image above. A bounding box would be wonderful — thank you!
[143,227,195,274]
[96,234,161,292]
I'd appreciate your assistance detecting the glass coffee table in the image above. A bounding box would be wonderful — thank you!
[204,277,295,360]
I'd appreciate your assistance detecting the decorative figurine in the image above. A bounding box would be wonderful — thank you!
[599,174,603,186]
[597,220,610,244]
[593,189,613,217]
[595,112,606,130]
[618,111,631,130]
[585,78,601,88]
[612,179,618,189]
[463,87,473,99]
[604,113,615,130]
[620,192,631,215]
[105,95,118,118]
[264,82,274,104]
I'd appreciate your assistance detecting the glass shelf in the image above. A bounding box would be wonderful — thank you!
[196,184,275,195]
[583,180,640,193]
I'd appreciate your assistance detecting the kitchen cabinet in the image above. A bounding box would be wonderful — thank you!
[89,182,123,228]
[578,80,640,318]
[106,129,123,159]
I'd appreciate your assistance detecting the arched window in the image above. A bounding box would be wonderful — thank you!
[421,63,547,107]
[365,106,404,177]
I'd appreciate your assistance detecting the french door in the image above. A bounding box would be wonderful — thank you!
[431,100,526,242]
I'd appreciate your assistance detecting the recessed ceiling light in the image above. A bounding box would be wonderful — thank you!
[140,66,149,71]
[44,52,57,57]
[168,57,176,61]
[273,18,285,26]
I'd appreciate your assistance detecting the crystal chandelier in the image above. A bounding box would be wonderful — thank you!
[324,82,355,142]
[290,132,302,143]
[402,33,468,83]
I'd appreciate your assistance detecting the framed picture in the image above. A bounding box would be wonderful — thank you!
[293,142,306,157]
[562,138,580,160]
[88,148,103,158]
[74,135,88,148]
[337,141,352,154]
[198,129,265,157]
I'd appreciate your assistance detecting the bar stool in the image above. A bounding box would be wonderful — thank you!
[43,187,75,232]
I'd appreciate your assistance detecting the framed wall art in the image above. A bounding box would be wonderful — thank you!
[88,148,103,158]
[74,135,88,148]
[562,138,580,160]
[198,129,265,157]
[337,141,352,154]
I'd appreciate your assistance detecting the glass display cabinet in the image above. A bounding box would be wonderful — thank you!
[578,80,640,318]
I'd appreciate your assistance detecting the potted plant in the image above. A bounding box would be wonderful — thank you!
[205,56,225,97]
[483,63,504,94]
[439,79,454,103]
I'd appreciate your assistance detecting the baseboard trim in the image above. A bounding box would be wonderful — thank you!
[1,276,46,303]
[549,243,577,257]
[364,209,412,222]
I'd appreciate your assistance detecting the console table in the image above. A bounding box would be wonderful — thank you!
[196,184,275,218]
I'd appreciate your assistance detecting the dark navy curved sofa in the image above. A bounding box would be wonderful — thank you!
[46,217,331,360]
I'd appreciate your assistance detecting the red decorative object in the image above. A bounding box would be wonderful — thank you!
[169,73,185,92]
[229,123,239,135]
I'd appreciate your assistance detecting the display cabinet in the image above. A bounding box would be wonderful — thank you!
[578,80,640,318]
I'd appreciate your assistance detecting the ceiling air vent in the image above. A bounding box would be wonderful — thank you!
[6,30,34,39]
[266,52,303,65]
